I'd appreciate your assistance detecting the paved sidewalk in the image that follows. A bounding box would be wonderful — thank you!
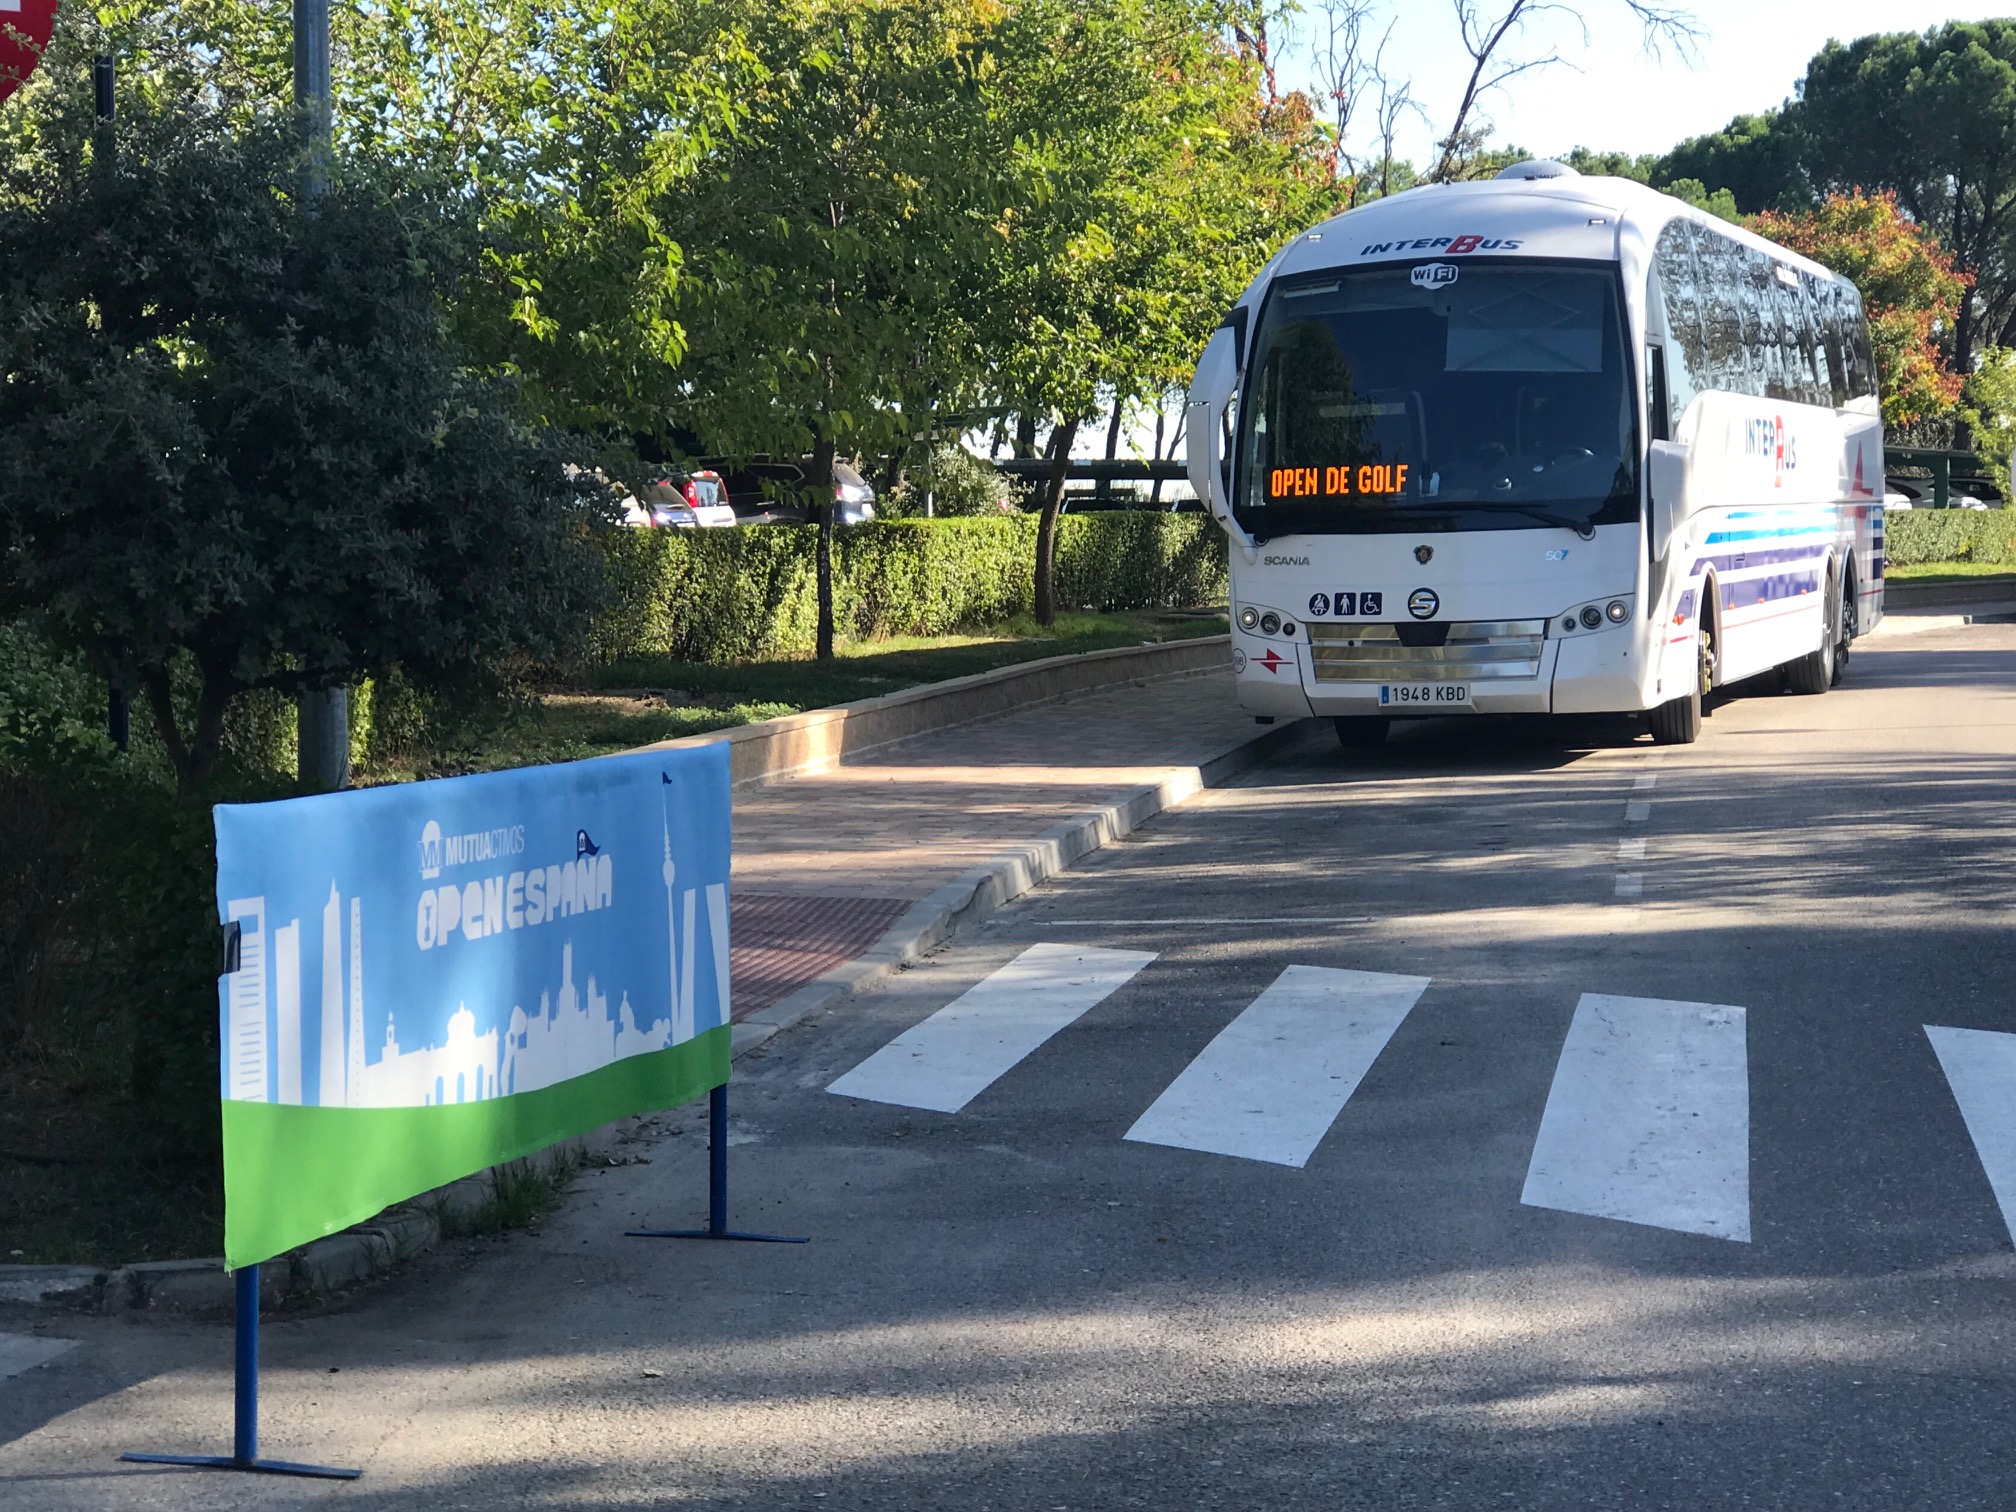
[725,667,1280,1019]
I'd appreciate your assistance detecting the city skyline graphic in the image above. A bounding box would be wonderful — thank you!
[222,791,730,1109]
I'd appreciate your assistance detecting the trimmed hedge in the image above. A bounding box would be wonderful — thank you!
[1883,508,2016,567]
[592,512,1229,664]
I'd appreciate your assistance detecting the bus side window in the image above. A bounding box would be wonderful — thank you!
[1818,280,1851,409]
[1699,228,1750,398]
[1843,286,1879,405]
[1781,272,1823,406]
[1748,249,1790,400]
[1654,220,1708,424]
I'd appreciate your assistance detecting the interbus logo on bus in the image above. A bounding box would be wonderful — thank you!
[1358,234,1524,257]
[1741,416,1798,487]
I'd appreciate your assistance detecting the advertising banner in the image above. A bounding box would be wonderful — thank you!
[213,745,732,1269]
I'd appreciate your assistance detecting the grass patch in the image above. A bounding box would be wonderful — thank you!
[1885,562,2016,584]
[364,608,1225,782]
[435,1152,578,1239]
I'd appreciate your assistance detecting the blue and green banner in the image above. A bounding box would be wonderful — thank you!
[213,745,732,1269]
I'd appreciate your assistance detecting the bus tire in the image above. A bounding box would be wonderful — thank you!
[1334,716,1390,748]
[1786,567,1839,695]
[1648,685,1701,744]
[1831,571,1855,686]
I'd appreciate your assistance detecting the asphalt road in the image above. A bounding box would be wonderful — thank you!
[7,620,2016,1510]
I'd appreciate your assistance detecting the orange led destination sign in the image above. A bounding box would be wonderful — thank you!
[1266,463,1410,502]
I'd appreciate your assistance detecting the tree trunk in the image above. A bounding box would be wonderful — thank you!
[810,436,839,660]
[1014,413,1037,459]
[141,667,234,796]
[1149,403,1167,508]
[1033,417,1080,628]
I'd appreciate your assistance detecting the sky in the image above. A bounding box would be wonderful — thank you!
[1280,0,2013,173]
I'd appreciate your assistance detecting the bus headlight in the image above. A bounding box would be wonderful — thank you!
[1259,612,1281,635]
[1579,606,1602,630]
[1238,607,1260,630]
[1606,600,1629,623]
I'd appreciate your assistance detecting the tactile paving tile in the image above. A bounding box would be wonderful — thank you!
[729,892,912,1021]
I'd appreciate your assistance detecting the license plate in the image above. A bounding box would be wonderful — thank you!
[1380,682,1472,708]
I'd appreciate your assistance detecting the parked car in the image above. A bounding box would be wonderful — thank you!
[1885,476,1988,510]
[619,470,736,528]
[710,458,878,524]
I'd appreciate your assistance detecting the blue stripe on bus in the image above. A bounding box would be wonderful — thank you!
[1720,568,1822,613]
[1689,543,1831,577]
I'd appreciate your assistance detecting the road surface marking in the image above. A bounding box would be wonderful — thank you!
[1123,965,1430,1168]
[1624,800,1653,822]
[0,1334,76,1381]
[1617,839,1646,862]
[827,943,1155,1113]
[1925,1025,2016,1246]
[1633,773,1658,792]
[1041,917,1375,927]
[1613,874,1644,899]
[1522,993,1751,1241]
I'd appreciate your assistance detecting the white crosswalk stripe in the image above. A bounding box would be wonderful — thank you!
[826,943,1156,1113]
[824,964,2016,1255]
[1925,1025,2016,1246]
[1521,993,1751,1241]
[1123,965,1429,1167]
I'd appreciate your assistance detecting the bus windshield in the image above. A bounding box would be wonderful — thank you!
[1236,261,1640,537]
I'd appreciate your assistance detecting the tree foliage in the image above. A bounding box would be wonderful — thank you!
[980,0,1332,623]
[0,104,610,790]
[1753,191,1969,428]
[1797,21,2016,380]
[1652,111,1805,216]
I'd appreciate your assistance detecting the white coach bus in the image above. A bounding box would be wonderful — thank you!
[1186,160,1885,745]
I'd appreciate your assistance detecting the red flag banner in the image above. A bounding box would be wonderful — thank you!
[0,0,60,107]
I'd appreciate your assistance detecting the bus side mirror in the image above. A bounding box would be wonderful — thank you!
[1648,440,1689,560]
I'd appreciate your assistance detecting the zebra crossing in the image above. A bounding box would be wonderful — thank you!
[827,944,2016,1249]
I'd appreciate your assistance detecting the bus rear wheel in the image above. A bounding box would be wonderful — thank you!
[1334,716,1390,748]
[1786,570,1840,695]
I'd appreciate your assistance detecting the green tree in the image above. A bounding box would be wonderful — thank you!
[1798,22,2016,383]
[0,104,610,791]
[982,0,1329,625]
[1563,147,1658,182]
[1752,191,1968,428]
[1963,349,2016,500]
[1652,111,1806,215]
[654,0,999,659]
[5,0,754,443]
[1659,177,1741,222]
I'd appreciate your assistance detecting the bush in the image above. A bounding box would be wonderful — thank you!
[883,444,1027,517]
[1883,508,2016,566]
[592,512,1227,664]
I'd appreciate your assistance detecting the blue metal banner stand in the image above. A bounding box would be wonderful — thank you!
[627,1083,808,1244]
[120,1264,361,1480]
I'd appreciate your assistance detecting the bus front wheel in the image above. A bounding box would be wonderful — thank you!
[1648,683,1701,744]
[1334,716,1390,749]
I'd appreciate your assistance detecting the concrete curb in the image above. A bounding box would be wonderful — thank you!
[1884,578,2016,610]
[1,1125,648,1318]
[0,635,1273,1318]
[728,715,1318,1059]
[632,634,1231,789]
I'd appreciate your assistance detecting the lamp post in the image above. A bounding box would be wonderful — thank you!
[292,0,350,790]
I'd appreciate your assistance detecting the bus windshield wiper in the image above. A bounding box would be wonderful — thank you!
[1493,505,1597,539]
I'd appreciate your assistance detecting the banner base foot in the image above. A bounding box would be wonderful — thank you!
[120,1452,361,1480]
[625,1227,808,1243]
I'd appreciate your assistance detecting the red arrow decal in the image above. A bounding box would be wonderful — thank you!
[1256,649,1288,675]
